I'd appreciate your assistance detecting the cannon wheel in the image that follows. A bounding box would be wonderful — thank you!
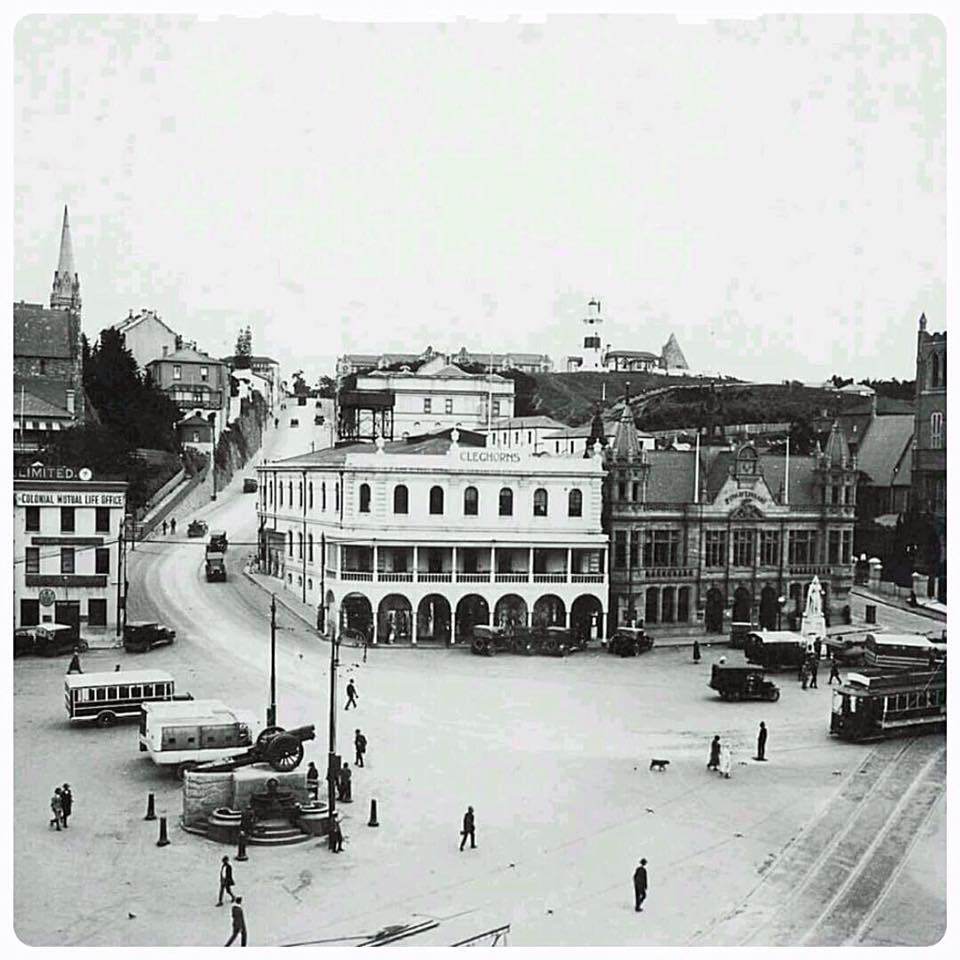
[268,735,304,772]
[257,725,284,747]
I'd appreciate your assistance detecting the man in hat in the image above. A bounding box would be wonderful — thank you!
[225,897,246,946]
[66,649,83,675]
[60,783,73,827]
[633,858,648,911]
[460,806,476,851]
[337,762,352,802]
[707,735,721,772]
[828,656,842,685]
[217,856,237,906]
[354,730,367,768]
[755,722,768,761]
[306,761,320,801]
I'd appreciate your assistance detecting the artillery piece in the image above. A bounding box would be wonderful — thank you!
[192,724,316,774]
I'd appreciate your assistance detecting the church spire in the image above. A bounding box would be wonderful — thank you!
[611,386,641,461]
[51,205,81,313]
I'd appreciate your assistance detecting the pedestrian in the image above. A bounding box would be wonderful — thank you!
[800,662,809,690]
[633,858,648,912]
[49,789,63,831]
[66,649,83,674]
[354,730,367,768]
[337,763,352,802]
[719,743,733,779]
[755,722,768,761]
[306,761,319,800]
[828,658,842,685]
[170,517,177,535]
[162,519,168,536]
[217,856,237,906]
[60,783,73,827]
[344,679,358,710]
[363,633,369,664]
[814,638,823,661]
[809,657,819,689]
[225,896,247,946]
[692,640,701,663]
[707,735,721,772]
[114,664,121,672]
[329,812,344,853]
[459,806,476,851]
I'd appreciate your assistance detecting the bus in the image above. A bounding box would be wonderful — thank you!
[743,631,808,671]
[829,667,946,741]
[139,699,260,778]
[65,670,177,726]
[863,633,946,670]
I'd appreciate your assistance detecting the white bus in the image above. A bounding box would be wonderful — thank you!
[863,633,947,670]
[139,699,261,778]
[65,670,177,726]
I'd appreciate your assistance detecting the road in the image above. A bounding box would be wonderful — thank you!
[13,409,946,947]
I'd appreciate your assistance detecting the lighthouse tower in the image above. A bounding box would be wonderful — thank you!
[567,298,604,372]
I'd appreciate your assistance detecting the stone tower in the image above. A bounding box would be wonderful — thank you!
[50,205,81,315]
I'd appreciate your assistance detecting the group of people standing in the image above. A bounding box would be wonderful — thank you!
[49,784,73,830]
[707,723,769,777]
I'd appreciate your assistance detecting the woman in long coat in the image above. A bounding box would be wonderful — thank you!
[719,743,733,779]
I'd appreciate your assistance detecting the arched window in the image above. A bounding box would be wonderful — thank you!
[533,488,548,517]
[308,483,313,510]
[930,356,940,388]
[288,530,294,556]
[279,482,284,507]
[464,486,479,516]
[288,480,293,504]
[307,533,314,562]
[268,481,274,506]
[359,483,371,513]
[335,482,340,512]
[568,488,583,517]
[298,482,303,508]
[297,532,303,559]
[930,411,944,449]
[499,487,513,516]
[321,482,327,511]
[429,485,444,515]
[393,484,409,514]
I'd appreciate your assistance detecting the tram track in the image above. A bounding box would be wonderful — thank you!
[691,735,946,946]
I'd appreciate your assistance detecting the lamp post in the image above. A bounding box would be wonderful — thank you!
[326,622,340,843]
[777,595,786,632]
[211,413,218,501]
[267,595,277,727]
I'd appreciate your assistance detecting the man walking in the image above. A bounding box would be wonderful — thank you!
[460,806,476,851]
[60,783,73,827]
[225,897,247,946]
[692,640,701,663]
[169,517,176,535]
[828,657,842,685]
[755,722,768,761]
[329,812,344,853]
[633,858,648,912]
[337,762,352,802]
[162,519,168,536]
[800,661,809,690]
[707,735,721,772]
[66,649,83,675]
[809,656,819,689]
[49,789,63,831]
[354,730,367,768]
[344,679,358,710]
[217,856,237,906]
[306,761,320,800]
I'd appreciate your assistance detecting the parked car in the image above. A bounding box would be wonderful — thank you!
[608,627,655,657]
[290,418,300,427]
[208,530,228,553]
[15,623,86,658]
[709,663,780,702]
[123,621,176,653]
[187,519,208,538]
[242,477,258,493]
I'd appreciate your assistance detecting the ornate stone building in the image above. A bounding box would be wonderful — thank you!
[604,405,858,635]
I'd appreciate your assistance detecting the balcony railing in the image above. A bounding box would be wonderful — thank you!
[417,572,452,583]
[495,572,530,583]
[323,568,608,585]
[341,570,374,581]
[379,572,414,582]
[533,573,568,583]
[788,564,835,576]
[456,572,492,583]
[571,573,605,583]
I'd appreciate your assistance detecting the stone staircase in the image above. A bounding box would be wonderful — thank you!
[247,816,313,846]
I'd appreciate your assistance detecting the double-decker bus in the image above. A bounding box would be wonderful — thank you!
[829,666,946,741]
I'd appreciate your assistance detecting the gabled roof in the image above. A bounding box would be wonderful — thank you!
[856,414,914,487]
[113,310,179,340]
[147,346,223,366]
[178,414,213,427]
[271,429,486,466]
[12,386,72,419]
[702,447,821,505]
[13,303,75,358]
[14,376,75,415]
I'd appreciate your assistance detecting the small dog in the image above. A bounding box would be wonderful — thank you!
[649,759,670,772]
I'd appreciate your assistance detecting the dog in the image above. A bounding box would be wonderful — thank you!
[649,759,670,772]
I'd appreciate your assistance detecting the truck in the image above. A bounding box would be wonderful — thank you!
[205,552,226,582]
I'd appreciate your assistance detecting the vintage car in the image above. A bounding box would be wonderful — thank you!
[290,418,300,427]
[709,663,781,702]
[242,477,258,493]
[15,623,86,658]
[470,625,510,656]
[123,621,177,653]
[608,627,655,657]
[187,519,208,538]
[208,530,228,553]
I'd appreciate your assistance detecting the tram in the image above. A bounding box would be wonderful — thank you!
[829,666,946,741]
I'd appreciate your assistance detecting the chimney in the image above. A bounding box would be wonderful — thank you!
[65,389,76,415]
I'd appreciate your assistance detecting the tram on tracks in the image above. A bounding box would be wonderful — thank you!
[829,665,946,741]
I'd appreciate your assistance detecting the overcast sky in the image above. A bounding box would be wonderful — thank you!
[14,13,945,383]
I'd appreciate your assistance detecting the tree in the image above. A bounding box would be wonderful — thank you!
[316,376,337,398]
[234,326,252,369]
[292,370,308,396]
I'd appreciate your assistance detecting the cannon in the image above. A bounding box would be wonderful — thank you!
[193,724,316,774]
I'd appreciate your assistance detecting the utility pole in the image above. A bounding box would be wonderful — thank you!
[302,469,308,604]
[211,414,218,501]
[319,532,326,633]
[327,623,340,839]
[267,595,277,727]
[115,519,125,636]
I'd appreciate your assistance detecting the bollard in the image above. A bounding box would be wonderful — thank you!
[144,793,156,821]
[156,816,170,847]
[236,830,249,862]
[692,641,701,663]
[368,798,379,828]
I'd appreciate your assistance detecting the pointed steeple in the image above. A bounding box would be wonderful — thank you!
[612,395,640,462]
[824,421,851,468]
[583,402,608,458]
[660,333,689,371]
[51,205,81,313]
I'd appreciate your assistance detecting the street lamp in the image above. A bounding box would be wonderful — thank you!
[267,595,277,727]
[777,595,786,631]
[326,623,341,846]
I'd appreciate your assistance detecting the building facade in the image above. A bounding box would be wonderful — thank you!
[481,415,570,455]
[605,408,858,635]
[113,309,180,371]
[146,345,230,432]
[909,313,946,600]
[256,429,608,644]
[14,465,127,638]
[338,345,552,377]
[13,206,86,451]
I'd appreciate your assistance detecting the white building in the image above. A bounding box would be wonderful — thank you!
[480,415,570,455]
[347,356,515,439]
[566,299,604,372]
[14,464,127,638]
[544,420,655,457]
[256,429,609,644]
[113,309,180,371]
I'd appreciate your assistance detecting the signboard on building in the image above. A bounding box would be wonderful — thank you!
[14,465,93,481]
[15,491,125,507]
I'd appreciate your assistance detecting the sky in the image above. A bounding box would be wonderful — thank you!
[13,12,946,383]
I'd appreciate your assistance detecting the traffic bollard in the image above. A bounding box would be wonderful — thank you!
[144,793,156,821]
[236,830,249,861]
[368,798,379,827]
[156,816,170,847]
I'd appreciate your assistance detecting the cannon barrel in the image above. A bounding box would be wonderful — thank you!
[265,724,316,745]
